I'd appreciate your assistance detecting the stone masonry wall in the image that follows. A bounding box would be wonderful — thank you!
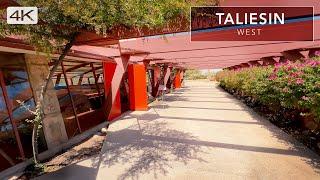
[24,54,68,149]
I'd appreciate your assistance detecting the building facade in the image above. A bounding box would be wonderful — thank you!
[0,48,151,176]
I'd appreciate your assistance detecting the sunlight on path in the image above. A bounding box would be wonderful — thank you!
[96,80,320,180]
[37,80,320,180]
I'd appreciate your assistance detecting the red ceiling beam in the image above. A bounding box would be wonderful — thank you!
[261,57,277,66]
[281,50,305,62]
[308,48,320,58]
[74,17,190,47]
[248,60,262,67]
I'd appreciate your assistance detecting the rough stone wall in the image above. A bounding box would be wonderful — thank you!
[24,54,68,149]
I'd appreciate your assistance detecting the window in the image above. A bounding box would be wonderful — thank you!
[51,60,105,136]
[0,85,21,171]
[0,53,47,171]
[53,64,80,138]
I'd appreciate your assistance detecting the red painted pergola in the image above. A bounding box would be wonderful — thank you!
[66,0,320,120]
[1,0,319,121]
[71,0,320,70]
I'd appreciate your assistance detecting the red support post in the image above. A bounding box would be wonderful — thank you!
[180,69,185,87]
[103,55,130,121]
[174,69,182,89]
[143,60,153,95]
[151,66,161,97]
[103,62,121,121]
[166,67,174,90]
[163,65,171,88]
[128,64,148,111]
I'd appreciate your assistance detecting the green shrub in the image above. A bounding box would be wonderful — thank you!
[216,57,320,125]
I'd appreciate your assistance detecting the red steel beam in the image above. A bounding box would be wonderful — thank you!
[103,62,121,120]
[90,63,103,104]
[105,54,130,120]
[128,64,148,111]
[248,60,262,67]
[163,65,171,90]
[151,66,161,97]
[279,56,289,63]
[281,50,305,62]
[308,48,320,58]
[166,67,175,90]
[174,69,182,89]
[261,57,277,66]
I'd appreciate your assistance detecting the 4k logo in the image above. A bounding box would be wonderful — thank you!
[7,7,38,24]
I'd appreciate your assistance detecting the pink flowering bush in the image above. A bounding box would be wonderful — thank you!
[216,57,320,127]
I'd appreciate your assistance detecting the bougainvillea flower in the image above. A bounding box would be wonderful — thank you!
[295,78,304,85]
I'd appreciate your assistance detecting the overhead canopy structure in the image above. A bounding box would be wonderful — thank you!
[117,35,320,69]
[71,0,320,69]
[1,0,319,70]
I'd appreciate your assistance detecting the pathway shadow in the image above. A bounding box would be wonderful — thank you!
[99,120,208,180]
[100,109,320,179]
[136,115,263,125]
[164,95,236,102]
[163,96,236,104]
[170,95,233,99]
[152,104,246,112]
[171,92,225,95]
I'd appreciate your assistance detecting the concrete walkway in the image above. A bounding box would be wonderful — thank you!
[37,80,320,180]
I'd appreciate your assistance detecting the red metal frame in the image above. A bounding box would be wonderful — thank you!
[103,62,121,120]
[151,66,161,97]
[174,69,182,89]
[166,67,175,90]
[180,69,184,85]
[163,65,171,89]
[0,70,25,159]
[90,63,103,104]
[106,54,130,118]
[281,50,305,62]
[128,64,148,111]
[60,61,82,133]
[261,57,277,66]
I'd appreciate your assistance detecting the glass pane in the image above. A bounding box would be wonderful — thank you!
[65,62,105,131]
[0,86,21,171]
[1,56,47,159]
[53,71,80,138]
